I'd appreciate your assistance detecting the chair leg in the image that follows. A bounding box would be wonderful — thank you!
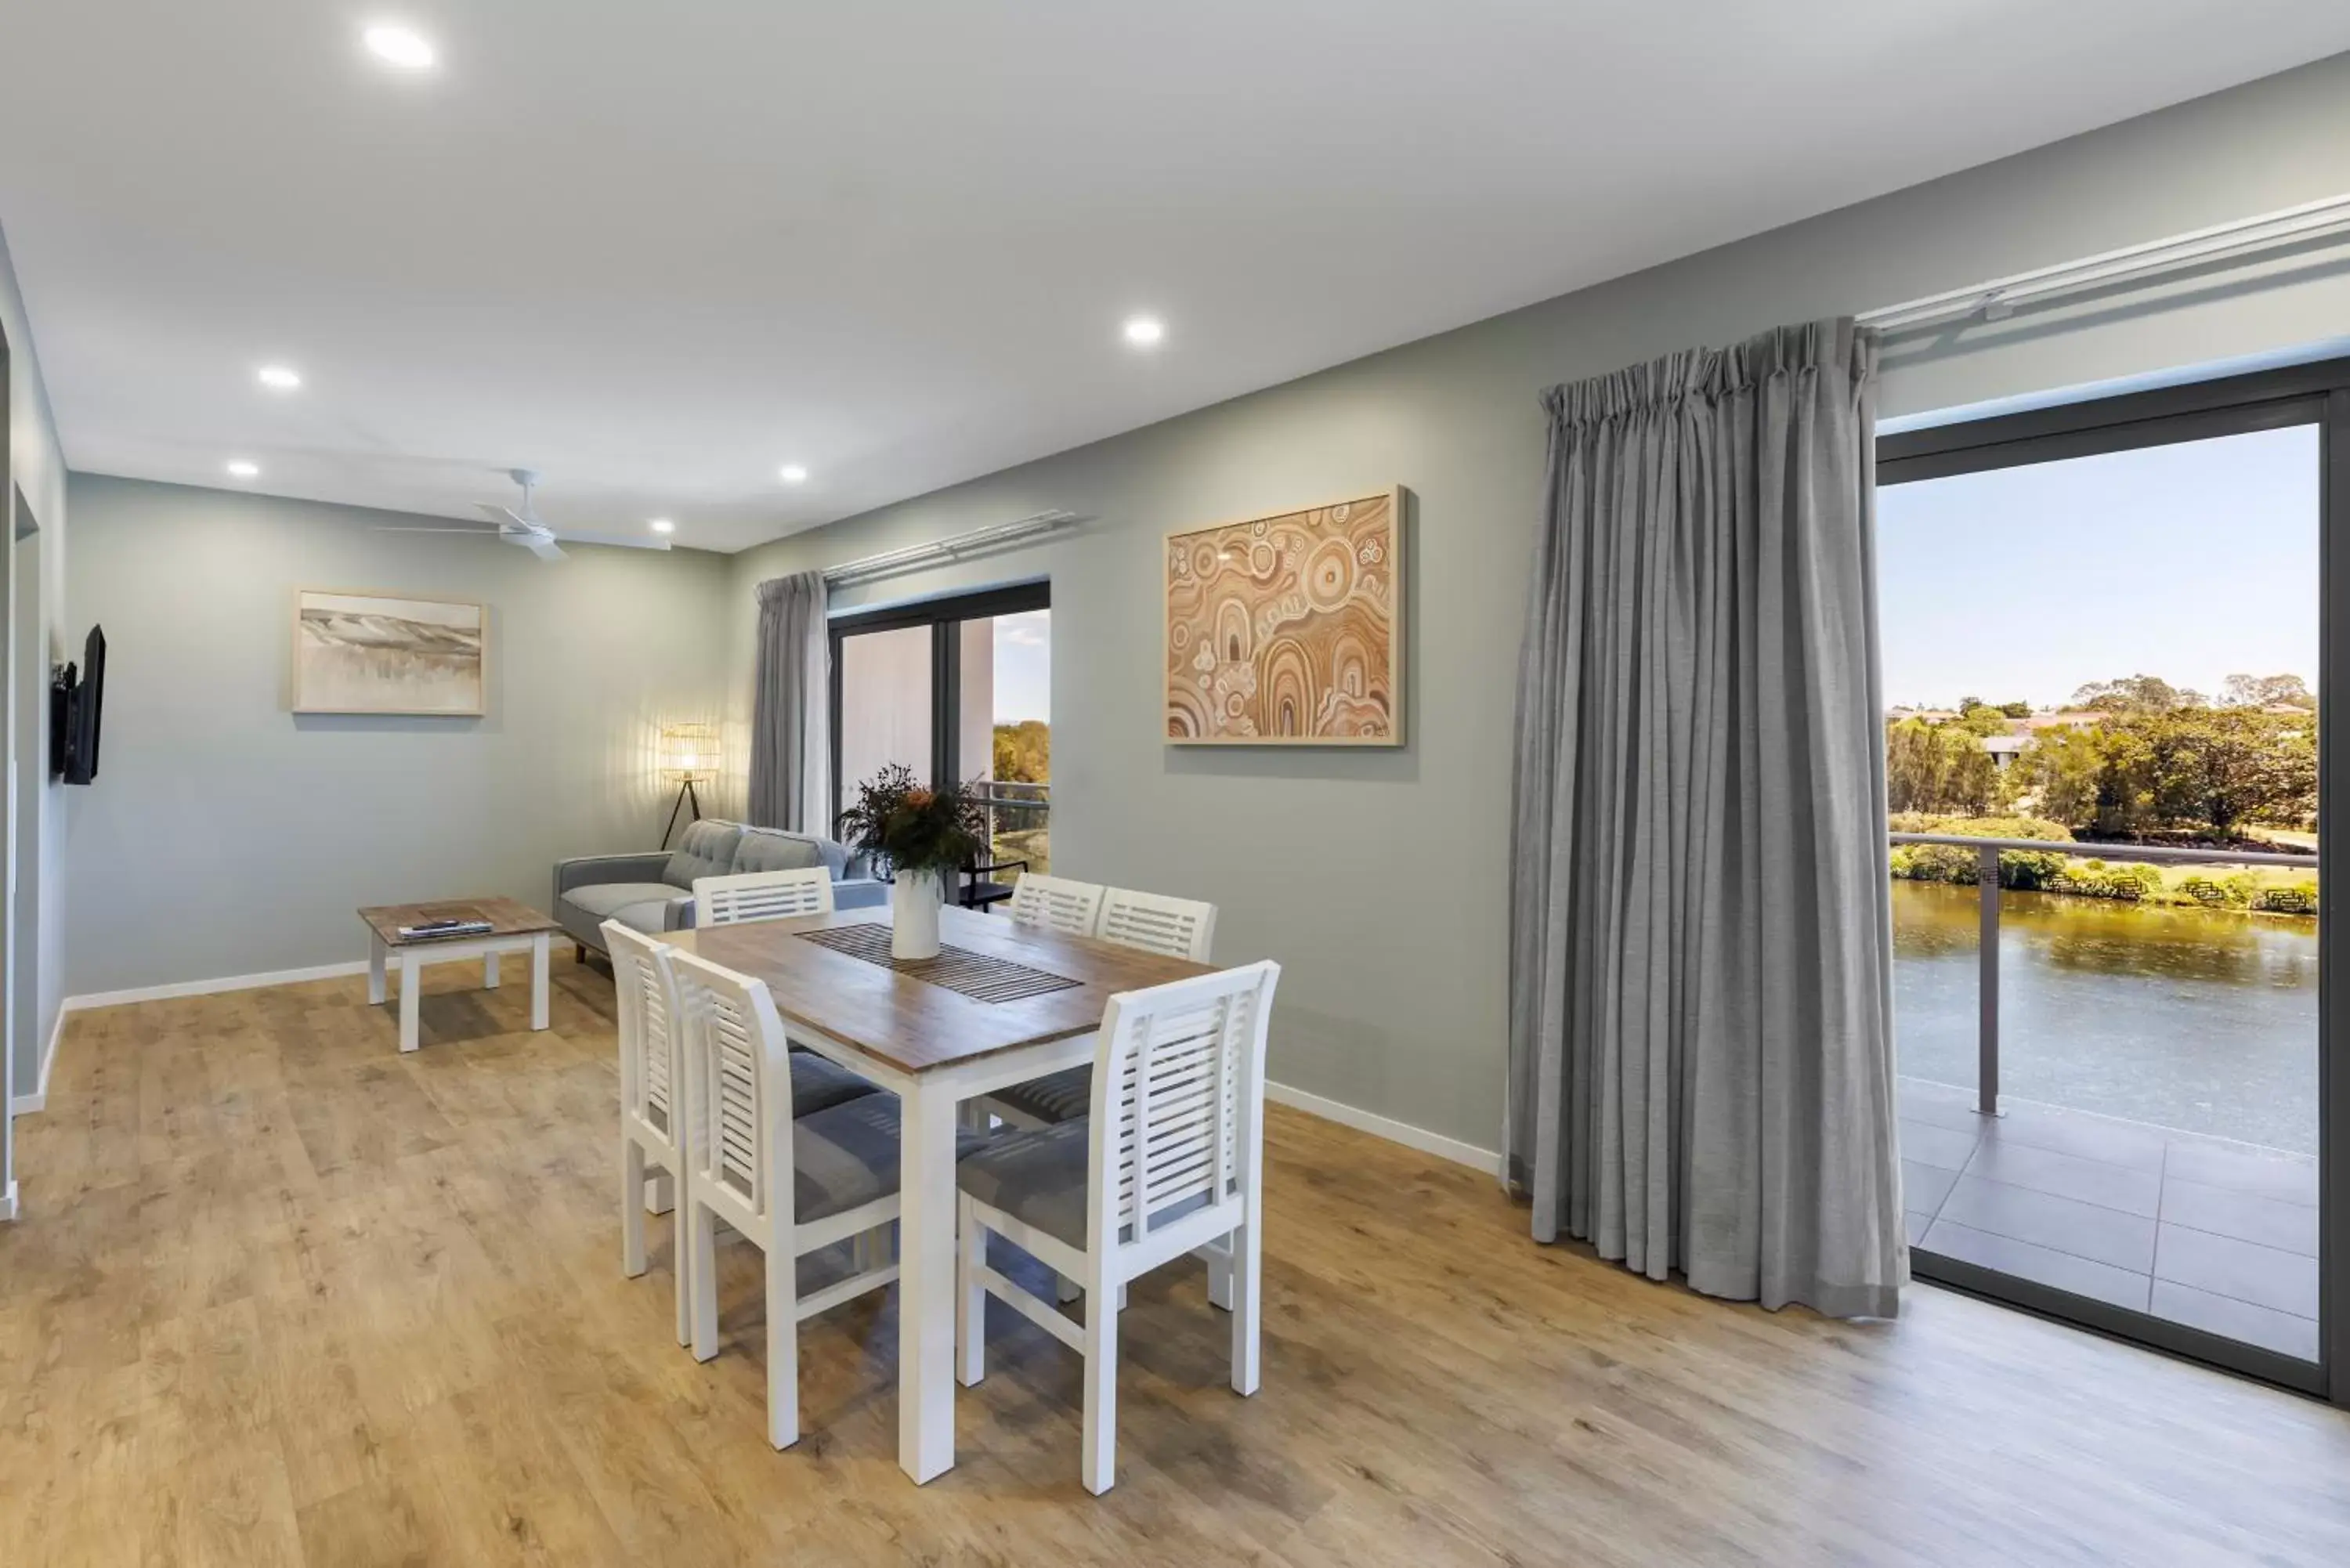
[645,1169,675,1216]
[621,1140,649,1278]
[670,1167,692,1349]
[1203,1240,1235,1311]
[1055,1271,1080,1305]
[1081,1274,1120,1495]
[1229,1220,1261,1396]
[766,1244,799,1449]
[689,1199,721,1361]
[956,1197,985,1387]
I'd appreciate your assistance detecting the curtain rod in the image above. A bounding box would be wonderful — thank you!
[822,509,1085,589]
[1858,191,2350,334]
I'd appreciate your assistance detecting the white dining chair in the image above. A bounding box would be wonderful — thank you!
[669,945,977,1450]
[693,865,834,927]
[1006,873,1107,938]
[1096,887,1218,963]
[955,959,1280,1494]
[606,921,696,1347]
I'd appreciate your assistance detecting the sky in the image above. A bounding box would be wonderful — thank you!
[992,609,1050,722]
[1878,423,2320,712]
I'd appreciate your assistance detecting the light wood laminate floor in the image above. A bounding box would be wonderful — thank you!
[4,956,2348,1566]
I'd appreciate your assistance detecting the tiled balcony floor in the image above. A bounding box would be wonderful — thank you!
[1900,1076,2320,1362]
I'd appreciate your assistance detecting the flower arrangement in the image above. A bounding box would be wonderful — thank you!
[835,763,989,879]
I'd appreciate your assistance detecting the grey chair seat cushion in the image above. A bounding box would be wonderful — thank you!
[794,1095,986,1225]
[790,1052,880,1118]
[989,1065,1093,1125]
[957,1119,1228,1251]
[562,882,684,931]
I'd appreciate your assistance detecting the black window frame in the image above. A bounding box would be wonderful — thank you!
[1880,352,2350,1407]
[826,580,1050,834]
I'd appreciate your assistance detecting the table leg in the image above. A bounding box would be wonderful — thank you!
[897,1080,960,1483]
[398,953,421,1053]
[530,934,550,1031]
[368,934,387,1006]
[484,951,501,989]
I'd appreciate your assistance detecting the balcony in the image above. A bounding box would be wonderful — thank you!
[1892,832,2322,1369]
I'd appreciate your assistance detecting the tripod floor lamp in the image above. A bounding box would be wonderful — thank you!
[658,723,721,848]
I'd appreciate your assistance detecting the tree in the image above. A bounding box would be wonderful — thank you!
[2011,725,2102,829]
[991,720,1050,785]
[1996,701,2033,719]
[2069,674,2205,712]
[2138,706,2315,835]
[1957,704,2012,736]
[2220,672,2316,710]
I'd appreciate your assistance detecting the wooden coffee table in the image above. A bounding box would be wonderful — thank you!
[360,897,562,1053]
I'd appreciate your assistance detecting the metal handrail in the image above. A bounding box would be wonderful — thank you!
[1889,830,2320,1117]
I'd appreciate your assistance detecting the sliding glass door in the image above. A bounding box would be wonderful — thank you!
[1878,357,2349,1404]
[830,583,1051,883]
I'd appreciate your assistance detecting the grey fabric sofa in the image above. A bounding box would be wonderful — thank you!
[554,818,884,955]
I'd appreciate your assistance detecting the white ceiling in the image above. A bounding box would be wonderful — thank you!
[3,3,2346,554]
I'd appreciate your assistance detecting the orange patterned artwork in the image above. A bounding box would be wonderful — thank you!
[1164,488,1404,746]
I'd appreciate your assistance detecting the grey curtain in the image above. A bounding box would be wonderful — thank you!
[749,571,830,833]
[1506,318,1903,1319]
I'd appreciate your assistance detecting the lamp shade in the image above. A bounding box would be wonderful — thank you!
[659,722,721,784]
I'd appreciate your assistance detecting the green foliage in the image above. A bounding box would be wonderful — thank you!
[2068,674,2205,711]
[1995,701,2033,719]
[1885,719,2002,816]
[2221,672,2316,710]
[991,720,1050,785]
[835,763,989,876]
[1956,705,2013,736]
[1888,813,2070,890]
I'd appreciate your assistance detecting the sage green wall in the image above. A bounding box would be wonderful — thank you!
[61,475,734,996]
[726,53,2350,1156]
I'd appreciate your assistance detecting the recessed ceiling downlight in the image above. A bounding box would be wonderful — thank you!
[226,460,260,479]
[257,364,302,391]
[364,25,436,70]
[779,464,809,485]
[650,518,677,535]
[1123,315,1166,347]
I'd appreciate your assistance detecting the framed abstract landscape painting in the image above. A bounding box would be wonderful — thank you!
[1164,487,1405,746]
[293,589,487,715]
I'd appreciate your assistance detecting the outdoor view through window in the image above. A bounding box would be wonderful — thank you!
[988,609,1050,876]
[1879,422,2321,1363]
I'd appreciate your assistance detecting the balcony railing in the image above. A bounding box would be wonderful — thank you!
[974,779,1050,878]
[1888,832,2319,1116]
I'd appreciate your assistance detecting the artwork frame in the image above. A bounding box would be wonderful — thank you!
[1163,486,1406,747]
[292,587,489,717]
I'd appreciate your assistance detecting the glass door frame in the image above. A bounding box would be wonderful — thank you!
[826,580,1050,833]
[1878,352,2350,1406]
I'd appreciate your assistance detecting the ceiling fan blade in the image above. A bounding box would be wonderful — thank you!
[551,529,674,551]
[475,502,531,527]
[374,523,504,535]
[514,534,567,562]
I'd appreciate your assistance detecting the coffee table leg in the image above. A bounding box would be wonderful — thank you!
[484,951,501,989]
[530,934,550,1031]
[368,934,387,1006]
[898,1079,960,1483]
[398,952,421,1053]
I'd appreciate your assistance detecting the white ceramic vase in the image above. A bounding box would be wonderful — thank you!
[890,867,943,960]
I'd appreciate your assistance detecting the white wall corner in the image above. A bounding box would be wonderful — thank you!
[1265,1079,1503,1178]
[7,1004,62,1116]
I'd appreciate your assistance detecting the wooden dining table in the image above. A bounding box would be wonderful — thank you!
[663,902,1216,1484]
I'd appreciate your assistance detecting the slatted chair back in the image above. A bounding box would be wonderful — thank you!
[668,948,795,1235]
[1096,887,1217,962]
[1007,873,1108,938]
[607,923,685,1146]
[1087,960,1278,1263]
[694,866,835,927]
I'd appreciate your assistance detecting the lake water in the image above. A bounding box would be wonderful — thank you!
[1892,880,2319,1154]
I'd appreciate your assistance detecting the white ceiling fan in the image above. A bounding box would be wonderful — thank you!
[374,468,671,560]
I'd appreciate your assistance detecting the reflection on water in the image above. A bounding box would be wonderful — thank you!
[1893,880,2318,1153]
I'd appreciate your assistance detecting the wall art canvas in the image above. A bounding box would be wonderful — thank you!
[294,590,486,715]
[1164,488,1404,745]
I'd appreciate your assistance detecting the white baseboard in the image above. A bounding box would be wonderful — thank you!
[64,959,372,1013]
[8,1007,64,1115]
[1266,1079,1502,1177]
[0,1180,16,1222]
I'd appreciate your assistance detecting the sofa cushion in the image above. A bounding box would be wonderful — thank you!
[663,818,744,891]
[562,881,685,936]
[732,829,830,878]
